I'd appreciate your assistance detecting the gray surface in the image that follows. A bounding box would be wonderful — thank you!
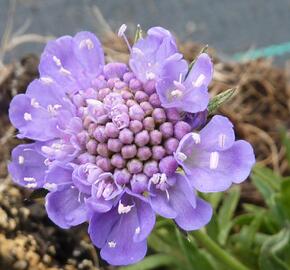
[1,0,290,62]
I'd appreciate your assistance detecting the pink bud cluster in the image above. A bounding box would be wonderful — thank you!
[72,70,192,193]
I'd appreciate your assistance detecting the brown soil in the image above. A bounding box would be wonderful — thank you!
[0,35,289,269]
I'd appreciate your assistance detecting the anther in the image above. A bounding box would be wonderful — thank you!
[193,74,206,87]
[26,183,37,188]
[170,89,183,99]
[18,155,25,164]
[117,24,132,53]
[218,134,226,148]
[209,151,219,169]
[191,132,201,144]
[40,76,54,84]
[118,201,134,214]
[135,227,141,234]
[108,241,116,248]
[24,113,32,121]
[59,67,71,76]
[43,183,57,191]
[176,152,187,162]
[31,98,40,108]
[23,177,36,182]
[52,56,61,66]
[79,39,94,50]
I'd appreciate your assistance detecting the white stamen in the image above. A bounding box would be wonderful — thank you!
[132,47,144,56]
[176,152,187,162]
[52,56,61,66]
[145,71,155,80]
[108,241,116,248]
[179,73,183,83]
[165,189,170,201]
[26,183,37,188]
[31,98,40,108]
[24,113,32,121]
[118,24,127,37]
[191,132,201,144]
[193,74,206,87]
[86,99,103,106]
[218,134,226,148]
[210,151,219,169]
[117,24,132,52]
[51,143,62,150]
[118,201,134,214]
[135,227,141,235]
[47,104,62,115]
[79,39,94,50]
[18,155,25,164]
[24,177,36,182]
[44,158,51,166]
[151,173,161,184]
[170,89,183,98]
[43,183,57,191]
[59,67,71,76]
[159,173,167,184]
[40,76,54,84]
[78,191,82,203]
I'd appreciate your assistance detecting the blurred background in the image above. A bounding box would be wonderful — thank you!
[1,0,290,64]
[1,1,290,270]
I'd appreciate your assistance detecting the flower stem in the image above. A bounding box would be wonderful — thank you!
[191,230,250,270]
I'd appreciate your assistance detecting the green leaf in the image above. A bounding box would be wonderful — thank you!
[120,254,178,270]
[207,88,236,115]
[134,24,143,43]
[281,130,290,166]
[183,233,216,270]
[251,166,281,208]
[229,212,264,268]
[253,166,281,190]
[259,228,290,270]
[275,179,290,222]
[175,228,193,270]
[217,186,240,245]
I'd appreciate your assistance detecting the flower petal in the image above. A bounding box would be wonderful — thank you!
[73,31,104,77]
[39,36,80,93]
[8,143,47,189]
[129,27,179,83]
[89,195,153,265]
[186,168,233,192]
[200,115,235,151]
[217,140,255,184]
[133,197,155,243]
[184,53,213,88]
[86,196,114,213]
[9,94,59,141]
[103,63,128,79]
[173,196,213,231]
[45,187,87,229]
[44,165,73,191]
[150,187,177,219]
[181,85,209,113]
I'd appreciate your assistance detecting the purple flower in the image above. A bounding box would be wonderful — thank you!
[88,193,155,265]
[8,27,255,266]
[175,115,255,192]
[129,27,185,83]
[149,173,212,230]
[156,53,213,113]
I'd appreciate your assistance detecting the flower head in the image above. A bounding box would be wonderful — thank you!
[8,27,255,266]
